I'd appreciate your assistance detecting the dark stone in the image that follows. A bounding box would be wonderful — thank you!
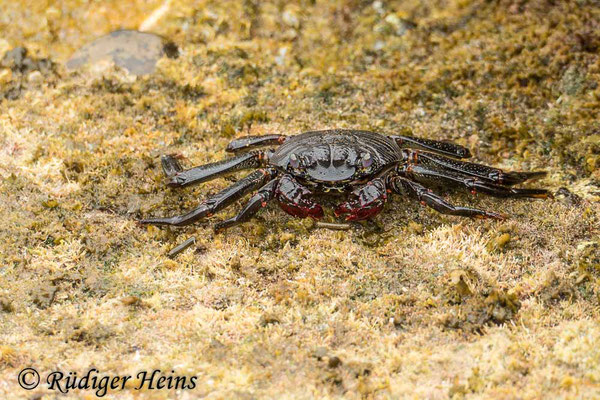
[327,356,342,368]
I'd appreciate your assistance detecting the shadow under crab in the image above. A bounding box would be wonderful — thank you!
[140,129,549,231]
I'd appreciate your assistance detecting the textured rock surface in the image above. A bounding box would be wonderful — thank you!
[66,30,178,75]
[0,0,598,398]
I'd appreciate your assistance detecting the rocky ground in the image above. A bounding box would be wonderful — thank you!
[0,0,599,399]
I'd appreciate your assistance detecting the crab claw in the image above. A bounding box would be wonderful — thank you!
[276,174,324,219]
[335,178,387,221]
[279,200,324,219]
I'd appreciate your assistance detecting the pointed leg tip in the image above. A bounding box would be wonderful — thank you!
[213,221,230,233]
[473,212,507,220]
[138,219,164,228]
[528,171,548,180]
[537,191,552,199]
[524,190,551,199]
[459,149,472,158]
[161,154,185,178]
[139,219,161,226]
[502,171,548,185]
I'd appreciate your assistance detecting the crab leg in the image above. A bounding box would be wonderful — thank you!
[165,151,269,188]
[389,135,471,159]
[389,176,505,219]
[213,179,279,232]
[399,165,550,198]
[226,135,287,152]
[140,168,277,226]
[401,150,547,185]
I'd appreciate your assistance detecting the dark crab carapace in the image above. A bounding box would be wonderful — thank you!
[140,129,549,231]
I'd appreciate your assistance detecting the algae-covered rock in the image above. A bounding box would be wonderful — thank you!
[0,0,599,398]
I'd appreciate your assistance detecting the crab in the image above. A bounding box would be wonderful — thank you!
[140,129,549,231]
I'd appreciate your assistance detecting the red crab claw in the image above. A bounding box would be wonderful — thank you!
[279,201,324,219]
[276,175,324,219]
[335,178,387,221]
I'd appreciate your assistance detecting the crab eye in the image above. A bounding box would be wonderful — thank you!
[361,153,373,168]
[289,153,300,169]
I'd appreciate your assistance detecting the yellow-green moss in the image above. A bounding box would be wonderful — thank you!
[0,0,599,399]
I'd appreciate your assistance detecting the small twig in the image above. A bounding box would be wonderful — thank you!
[167,236,196,258]
[314,221,351,231]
